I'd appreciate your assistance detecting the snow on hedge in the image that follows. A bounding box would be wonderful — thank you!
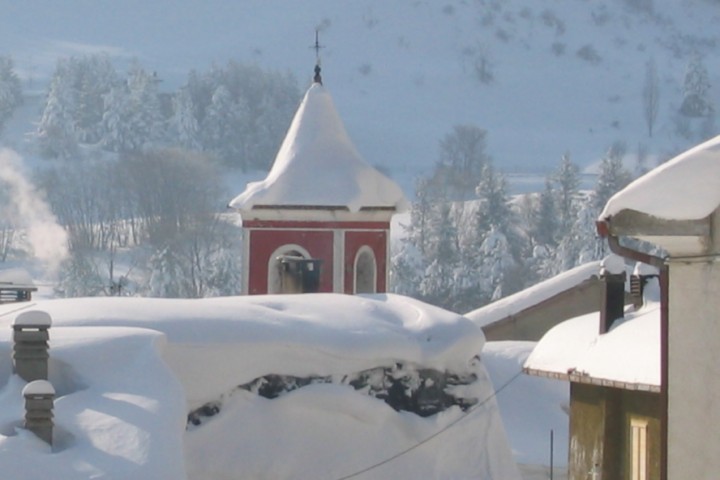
[0,293,520,480]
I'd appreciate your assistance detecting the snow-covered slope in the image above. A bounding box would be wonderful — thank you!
[3,0,719,177]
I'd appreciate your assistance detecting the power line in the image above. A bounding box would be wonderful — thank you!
[333,369,524,480]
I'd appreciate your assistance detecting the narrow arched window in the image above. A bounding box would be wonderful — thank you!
[354,247,377,294]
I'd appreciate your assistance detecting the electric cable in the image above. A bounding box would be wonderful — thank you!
[332,368,525,480]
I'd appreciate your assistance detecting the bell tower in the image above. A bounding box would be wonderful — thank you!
[228,46,407,295]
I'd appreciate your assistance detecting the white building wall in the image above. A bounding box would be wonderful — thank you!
[667,260,720,480]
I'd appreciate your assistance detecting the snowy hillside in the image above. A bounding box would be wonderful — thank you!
[2,0,720,179]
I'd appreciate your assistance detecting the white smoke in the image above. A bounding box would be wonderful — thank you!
[0,149,68,272]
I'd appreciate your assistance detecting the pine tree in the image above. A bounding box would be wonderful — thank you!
[436,125,489,201]
[531,179,557,247]
[173,86,201,150]
[75,55,118,144]
[419,202,459,309]
[0,56,22,135]
[37,63,78,158]
[125,64,164,150]
[594,142,633,211]
[680,53,712,117]
[474,163,511,241]
[553,152,580,234]
[202,84,247,167]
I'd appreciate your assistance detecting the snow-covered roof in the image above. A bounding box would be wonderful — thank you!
[0,268,36,289]
[0,293,522,480]
[229,82,408,213]
[524,279,661,390]
[600,134,720,221]
[465,261,601,327]
[9,294,485,404]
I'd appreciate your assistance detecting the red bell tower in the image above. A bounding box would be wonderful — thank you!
[228,63,407,295]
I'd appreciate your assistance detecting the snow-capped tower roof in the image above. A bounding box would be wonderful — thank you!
[228,72,408,213]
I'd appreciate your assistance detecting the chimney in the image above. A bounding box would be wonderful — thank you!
[630,262,660,309]
[599,255,626,334]
[22,380,55,445]
[12,311,52,382]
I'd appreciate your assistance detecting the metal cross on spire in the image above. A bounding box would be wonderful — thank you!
[311,29,325,85]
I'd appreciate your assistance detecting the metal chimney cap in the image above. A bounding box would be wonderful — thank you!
[13,310,52,328]
[22,380,55,397]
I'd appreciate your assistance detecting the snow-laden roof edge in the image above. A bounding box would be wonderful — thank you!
[465,261,601,327]
[524,280,661,388]
[600,134,720,221]
[229,83,408,213]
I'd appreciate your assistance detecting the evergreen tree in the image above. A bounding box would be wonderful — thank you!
[680,53,713,117]
[642,58,660,137]
[553,152,580,234]
[419,202,458,309]
[474,163,511,240]
[435,125,490,201]
[74,55,118,144]
[201,84,247,167]
[531,179,557,247]
[594,142,633,210]
[37,64,79,158]
[101,85,130,152]
[173,86,201,150]
[0,56,22,135]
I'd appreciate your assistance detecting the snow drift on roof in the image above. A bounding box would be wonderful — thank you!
[228,83,408,213]
[0,293,522,480]
[524,279,661,388]
[600,134,720,221]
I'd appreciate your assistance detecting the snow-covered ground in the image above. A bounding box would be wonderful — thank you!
[0,293,530,479]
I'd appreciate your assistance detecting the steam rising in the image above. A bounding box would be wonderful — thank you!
[0,149,68,271]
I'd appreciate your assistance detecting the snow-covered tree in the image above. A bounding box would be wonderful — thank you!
[74,55,118,144]
[37,60,79,158]
[56,250,105,297]
[553,152,580,234]
[552,196,605,273]
[594,142,633,210]
[172,62,299,171]
[642,58,660,137]
[435,125,490,201]
[0,56,22,135]
[201,84,247,167]
[473,163,512,241]
[172,86,201,150]
[680,53,713,118]
[530,179,557,247]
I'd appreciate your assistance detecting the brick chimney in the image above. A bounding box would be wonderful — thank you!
[599,255,626,334]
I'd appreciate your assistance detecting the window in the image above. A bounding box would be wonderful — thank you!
[630,417,648,480]
[354,246,376,294]
[267,244,311,294]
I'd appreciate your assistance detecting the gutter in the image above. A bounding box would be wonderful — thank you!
[596,219,668,480]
